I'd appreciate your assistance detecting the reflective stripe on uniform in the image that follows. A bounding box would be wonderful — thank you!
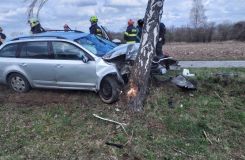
[125,32,137,37]
[126,41,136,44]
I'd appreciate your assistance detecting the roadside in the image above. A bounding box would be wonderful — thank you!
[179,60,245,68]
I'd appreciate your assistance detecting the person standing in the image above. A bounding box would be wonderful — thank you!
[64,24,71,31]
[136,19,144,43]
[0,27,6,46]
[156,22,166,57]
[89,16,103,36]
[124,19,137,44]
[28,18,45,34]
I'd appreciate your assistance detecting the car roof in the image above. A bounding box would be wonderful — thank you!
[11,31,90,41]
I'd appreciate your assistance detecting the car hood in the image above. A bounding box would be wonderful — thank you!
[102,43,140,61]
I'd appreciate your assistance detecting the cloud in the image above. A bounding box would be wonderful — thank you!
[0,0,244,37]
[58,0,97,6]
[105,0,145,7]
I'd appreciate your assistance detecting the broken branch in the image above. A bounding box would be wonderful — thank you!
[203,130,213,145]
[93,114,128,135]
[172,147,194,158]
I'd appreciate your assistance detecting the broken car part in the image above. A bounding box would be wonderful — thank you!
[171,75,196,90]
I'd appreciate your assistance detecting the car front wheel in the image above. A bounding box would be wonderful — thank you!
[99,76,121,104]
[7,73,31,93]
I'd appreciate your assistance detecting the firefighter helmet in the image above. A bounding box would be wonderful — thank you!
[90,16,98,23]
[28,18,40,27]
[128,19,134,26]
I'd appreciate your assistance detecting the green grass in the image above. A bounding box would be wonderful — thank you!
[0,68,244,160]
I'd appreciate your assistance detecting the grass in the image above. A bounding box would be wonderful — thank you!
[0,68,244,159]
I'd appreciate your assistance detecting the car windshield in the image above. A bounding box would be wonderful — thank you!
[76,35,117,57]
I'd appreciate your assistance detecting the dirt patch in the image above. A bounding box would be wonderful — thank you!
[0,85,97,107]
[164,41,245,61]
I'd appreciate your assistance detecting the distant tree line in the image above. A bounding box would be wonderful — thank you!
[165,21,245,42]
[109,21,245,43]
[109,0,245,43]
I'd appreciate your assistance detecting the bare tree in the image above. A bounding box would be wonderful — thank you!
[190,0,207,28]
[127,0,165,111]
[216,22,232,41]
[231,21,245,41]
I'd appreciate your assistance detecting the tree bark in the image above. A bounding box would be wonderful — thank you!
[127,0,165,111]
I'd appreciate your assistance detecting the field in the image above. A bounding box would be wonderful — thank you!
[0,68,244,159]
[164,41,245,61]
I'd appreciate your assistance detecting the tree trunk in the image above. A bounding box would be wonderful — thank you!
[127,0,165,111]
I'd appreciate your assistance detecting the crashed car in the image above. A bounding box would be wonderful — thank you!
[0,30,194,104]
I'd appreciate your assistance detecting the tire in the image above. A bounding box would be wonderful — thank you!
[7,73,31,93]
[99,76,121,104]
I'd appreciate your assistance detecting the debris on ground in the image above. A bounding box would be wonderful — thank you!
[115,108,120,112]
[171,75,196,90]
[105,142,124,149]
[182,69,195,77]
[212,72,239,78]
[168,96,174,109]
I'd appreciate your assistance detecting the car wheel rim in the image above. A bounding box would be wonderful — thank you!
[11,76,26,92]
[102,81,112,100]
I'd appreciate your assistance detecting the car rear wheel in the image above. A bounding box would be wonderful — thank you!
[7,73,31,93]
[99,76,121,104]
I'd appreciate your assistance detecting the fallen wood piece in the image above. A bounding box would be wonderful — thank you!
[124,130,134,146]
[93,114,128,135]
[203,130,213,145]
[214,91,225,104]
[105,142,124,149]
[172,147,194,158]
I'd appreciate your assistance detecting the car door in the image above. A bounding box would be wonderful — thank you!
[18,41,56,87]
[52,41,97,90]
[0,43,18,83]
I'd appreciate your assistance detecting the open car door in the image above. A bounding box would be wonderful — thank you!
[101,26,122,45]
[100,26,111,41]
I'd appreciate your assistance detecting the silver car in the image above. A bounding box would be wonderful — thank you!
[0,31,126,103]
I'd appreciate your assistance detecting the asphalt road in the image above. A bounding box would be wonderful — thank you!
[179,61,245,68]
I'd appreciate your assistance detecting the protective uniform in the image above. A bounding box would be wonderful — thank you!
[89,16,103,36]
[136,19,144,42]
[0,27,6,46]
[124,19,137,44]
[28,18,45,34]
[89,24,103,36]
[156,23,166,57]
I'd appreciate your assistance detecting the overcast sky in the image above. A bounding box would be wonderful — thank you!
[0,0,244,37]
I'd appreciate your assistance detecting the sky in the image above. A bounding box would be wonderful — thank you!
[0,0,244,37]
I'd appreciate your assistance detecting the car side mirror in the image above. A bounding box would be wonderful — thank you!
[112,39,122,45]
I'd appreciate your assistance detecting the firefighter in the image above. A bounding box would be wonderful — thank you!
[28,18,45,34]
[64,24,71,31]
[0,27,6,46]
[136,19,144,42]
[156,22,166,57]
[124,19,137,44]
[89,16,103,36]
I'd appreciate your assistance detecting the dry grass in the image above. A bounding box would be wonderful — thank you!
[164,41,245,61]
